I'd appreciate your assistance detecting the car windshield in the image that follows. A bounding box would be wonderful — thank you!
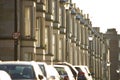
[0,64,36,79]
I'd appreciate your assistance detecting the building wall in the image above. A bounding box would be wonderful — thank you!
[104,29,120,80]
[0,0,37,61]
[0,0,109,80]
[0,0,15,60]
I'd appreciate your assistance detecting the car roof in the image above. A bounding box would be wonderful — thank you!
[0,61,36,65]
[36,62,48,66]
[74,65,87,67]
[54,65,70,67]
[36,62,47,64]
[55,62,78,73]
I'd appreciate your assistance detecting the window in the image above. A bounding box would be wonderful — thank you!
[24,1,36,38]
[53,34,56,59]
[72,17,74,36]
[59,39,62,60]
[37,0,41,3]
[70,16,72,34]
[46,0,48,12]
[36,17,41,47]
[75,22,77,38]
[38,64,46,77]
[0,65,35,79]
[119,40,120,48]
[23,53,32,61]
[118,53,120,61]
[59,8,62,26]
[24,7,31,36]
[45,28,48,53]
[106,39,110,46]
[53,0,56,21]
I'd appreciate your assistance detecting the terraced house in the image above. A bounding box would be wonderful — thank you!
[0,0,110,80]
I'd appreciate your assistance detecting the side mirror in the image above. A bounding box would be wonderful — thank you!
[38,75,43,80]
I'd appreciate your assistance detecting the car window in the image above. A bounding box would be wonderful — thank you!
[75,67,82,72]
[58,64,77,78]
[54,67,68,76]
[84,67,88,73]
[38,64,47,77]
[0,64,36,79]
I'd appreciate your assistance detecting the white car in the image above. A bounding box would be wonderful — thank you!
[74,66,93,80]
[55,62,78,80]
[37,62,49,80]
[37,62,60,80]
[0,70,12,80]
[54,65,75,80]
[0,61,45,80]
[47,65,60,80]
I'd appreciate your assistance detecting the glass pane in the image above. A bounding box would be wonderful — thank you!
[45,28,48,53]
[0,64,36,79]
[59,39,62,60]
[36,18,41,47]
[53,34,56,59]
[25,7,31,36]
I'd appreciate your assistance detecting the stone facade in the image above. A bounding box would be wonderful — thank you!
[104,29,120,80]
[0,0,110,80]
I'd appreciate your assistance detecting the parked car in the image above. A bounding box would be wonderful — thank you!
[37,62,60,80]
[74,66,93,80]
[47,65,60,80]
[37,62,48,79]
[0,70,12,80]
[54,65,75,80]
[0,61,45,80]
[56,62,78,80]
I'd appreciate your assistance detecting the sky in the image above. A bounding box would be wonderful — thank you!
[72,0,120,34]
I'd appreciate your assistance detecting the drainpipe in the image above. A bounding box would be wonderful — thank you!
[14,0,20,61]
